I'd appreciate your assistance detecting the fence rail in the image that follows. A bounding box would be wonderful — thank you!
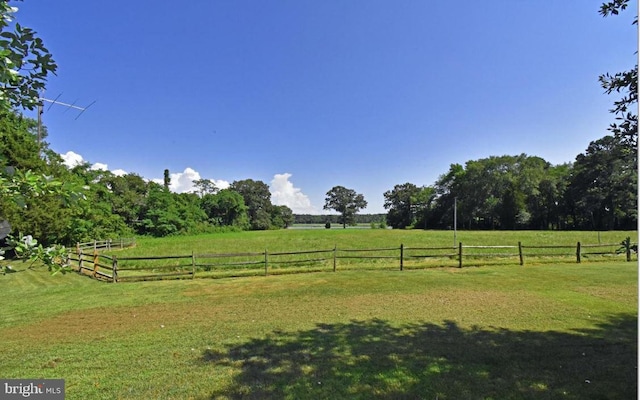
[67,239,636,283]
[75,238,136,252]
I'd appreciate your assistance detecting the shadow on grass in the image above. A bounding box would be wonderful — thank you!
[203,314,637,399]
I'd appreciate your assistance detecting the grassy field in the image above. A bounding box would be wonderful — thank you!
[118,229,637,255]
[1,230,637,399]
[95,229,637,279]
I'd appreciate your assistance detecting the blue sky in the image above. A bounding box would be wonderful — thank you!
[15,1,637,214]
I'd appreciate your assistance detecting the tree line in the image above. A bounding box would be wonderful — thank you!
[294,214,386,225]
[383,150,636,231]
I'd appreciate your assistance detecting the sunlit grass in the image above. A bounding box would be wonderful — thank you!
[96,230,636,279]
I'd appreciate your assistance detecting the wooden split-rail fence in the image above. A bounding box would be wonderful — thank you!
[68,240,636,283]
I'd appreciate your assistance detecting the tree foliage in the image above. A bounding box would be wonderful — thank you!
[566,135,637,230]
[324,186,368,229]
[230,179,273,230]
[598,0,638,146]
[270,205,294,229]
[383,183,421,229]
[0,1,57,110]
[200,189,249,228]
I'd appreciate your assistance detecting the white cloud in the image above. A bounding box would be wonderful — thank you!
[59,151,128,176]
[270,173,317,214]
[172,167,200,193]
[91,162,108,171]
[152,167,230,194]
[213,180,231,190]
[60,151,85,168]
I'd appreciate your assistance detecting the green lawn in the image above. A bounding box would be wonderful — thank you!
[1,230,637,399]
[99,230,636,279]
[124,229,636,255]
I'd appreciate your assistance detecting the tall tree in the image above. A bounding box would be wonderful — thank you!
[324,186,367,229]
[0,112,89,245]
[163,169,171,190]
[200,188,249,228]
[429,155,558,230]
[100,172,149,228]
[566,135,637,229]
[193,178,218,196]
[412,186,437,229]
[230,179,272,230]
[138,183,207,237]
[383,182,421,229]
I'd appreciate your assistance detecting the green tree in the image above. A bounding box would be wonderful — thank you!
[139,183,184,236]
[413,186,437,229]
[383,182,421,229]
[163,169,171,190]
[200,188,249,228]
[193,178,218,196]
[230,179,272,230]
[324,186,367,229]
[99,172,149,228]
[0,0,57,110]
[429,155,557,230]
[566,135,637,229]
[270,205,294,229]
[0,111,88,245]
[527,164,571,230]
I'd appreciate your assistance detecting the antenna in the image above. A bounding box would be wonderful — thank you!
[37,95,96,148]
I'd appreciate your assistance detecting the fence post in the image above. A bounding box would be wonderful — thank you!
[400,244,404,271]
[93,240,97,252]
[333,245,337,272]
[576,242,581,263]
[112,255,118,283]
[627,244,632,262]
[192,251,196,279]
[518,242,524,266]
[458,242,463,268]
[78,249,84,273]
[93,250,99,277]
[264,249,268,276]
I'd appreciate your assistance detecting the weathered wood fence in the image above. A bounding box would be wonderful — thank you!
[68,240,636,283]
[70,238,135,280]
[75,238,136,252]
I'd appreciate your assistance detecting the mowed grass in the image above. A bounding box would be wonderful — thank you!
[0,230,637,399]
[121,229,637,255]
[104,229,637,277]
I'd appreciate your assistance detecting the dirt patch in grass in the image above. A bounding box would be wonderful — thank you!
[1,302,213,344]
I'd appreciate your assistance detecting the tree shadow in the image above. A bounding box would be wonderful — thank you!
[202,314,637,399]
